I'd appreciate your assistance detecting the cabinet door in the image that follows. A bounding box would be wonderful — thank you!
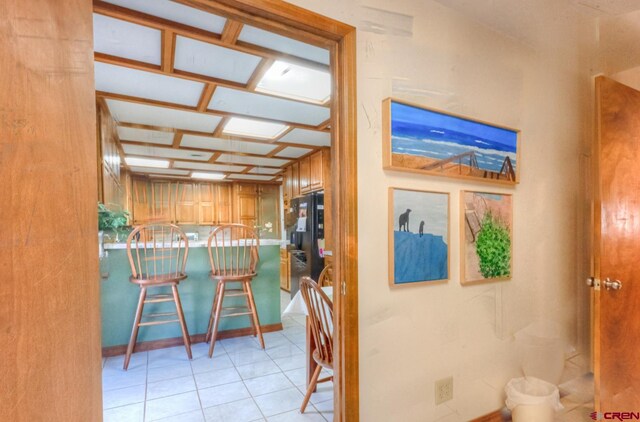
[279,249,290,291]
[234,183,258,228]
[216,183,233,224]
[198,183,216,225]
[299,157,310,193]
[291,162,300,198]
[258,184,280,239]
[132,178,150,225]
[283,166,292,201]
[151,182,172,222]
[174,182,197,225]
[309,151,324,190]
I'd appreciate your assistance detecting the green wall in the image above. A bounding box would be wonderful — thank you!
[100,245,281,348]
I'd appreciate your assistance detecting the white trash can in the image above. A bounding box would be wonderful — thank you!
[505,377,563,422]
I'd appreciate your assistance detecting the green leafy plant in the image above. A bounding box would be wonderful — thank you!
[98,202,129,234]
[475,212,511,279]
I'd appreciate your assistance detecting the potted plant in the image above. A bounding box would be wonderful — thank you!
[98,202,130,247]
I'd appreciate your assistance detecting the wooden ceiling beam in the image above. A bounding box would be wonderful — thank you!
[120,140,291,162]
[316,118,331,130]
[207,152,223,164]
[197,83,217,112]
[171,132,184,149]
[266,144,288,158]
[125,151,284,169]
[96,91,325,131]
[161,30,176,73]
[246,58,274,91]
[93,0,329,72]
[220,19,244,44]
[212,116,229,138]
[115,121,324,149]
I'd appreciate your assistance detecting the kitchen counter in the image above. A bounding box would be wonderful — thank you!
[100,243,282,349]
[103,238,286,250]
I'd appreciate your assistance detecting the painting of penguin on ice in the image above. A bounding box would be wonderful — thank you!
[389,188,449,285]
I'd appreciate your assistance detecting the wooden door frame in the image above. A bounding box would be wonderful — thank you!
[179,1,359,420]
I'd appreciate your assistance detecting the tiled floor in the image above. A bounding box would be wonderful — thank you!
[102,290,333,422]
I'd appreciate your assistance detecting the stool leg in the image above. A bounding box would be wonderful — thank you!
[124,287,147,370]
[241,281,257,338]
[246,281,265,349]
[172,284,192,360]
[205,282,218,343]
[208,281,225,358]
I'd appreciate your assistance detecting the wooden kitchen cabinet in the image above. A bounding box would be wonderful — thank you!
[298,156,310,193]
[234,183,258,228]
[283,165,292,204]
[299,149,329,195]
[151,181,172,222]
[197,183,216,225]
[132,177,150,225]
[309,150,324,191]
[216,183,233,224]
[291,162,300,199]
[280,249,290,291]
[174,182,197,225]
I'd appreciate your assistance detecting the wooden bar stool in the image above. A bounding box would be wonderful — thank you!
[123,223,192,370]
[205,224,264,358]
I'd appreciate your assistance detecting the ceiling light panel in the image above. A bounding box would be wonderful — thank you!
[106,99,222,132]
[209,87,330,126]
[174,36,262,84]
[122,144,213,161]
[257,61,331,104]
[216,153,289,167]
[238,25,330,65]
[125,157,170,168]
[93,14,161,65]
[95,62,204,107]
[180,134,277,155]
[103,0,226,33]
[227,174,275,181]
[172,161,247,172]
[223,118,288,140]
[248,167,281,175]
[129,167,190,176]
[191,172,226,180]
[278,128,331,147]
[117,126,174,145]
[275,146,314,158]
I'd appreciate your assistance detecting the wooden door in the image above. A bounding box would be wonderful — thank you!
[198,183,216,225]
[594,76,640,409]
[216,183,233,224]
[299,156,311,193]
[174,182,197,225]
[132,178,151,224]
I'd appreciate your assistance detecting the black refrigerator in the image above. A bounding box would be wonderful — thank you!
[286,192,325,298]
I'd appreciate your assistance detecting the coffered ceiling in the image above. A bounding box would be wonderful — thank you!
[93,0,332,182]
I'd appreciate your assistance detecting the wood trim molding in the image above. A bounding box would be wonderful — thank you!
[101,323,283,357]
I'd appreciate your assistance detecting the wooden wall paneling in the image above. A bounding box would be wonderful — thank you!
[132,177,151,224]
[216,183,234,224]
[323,148,333,254]
[0,1,103,419]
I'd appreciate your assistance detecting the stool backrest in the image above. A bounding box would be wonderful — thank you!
[318,264,333,287]
[126,223,189,280]
[300,277,333,365]
[207,224,260,277]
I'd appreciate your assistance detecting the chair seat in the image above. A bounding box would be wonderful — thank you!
[210,271,256,281]
[312,349,334,370]
[130,272,187,286]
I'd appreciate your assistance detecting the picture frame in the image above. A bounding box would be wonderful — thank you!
[388,187,450,287]
[382,98,521,186]
[461,190,513,285]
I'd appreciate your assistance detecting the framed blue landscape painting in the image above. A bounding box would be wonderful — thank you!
[389,188,449,286]
[382,98,520,185]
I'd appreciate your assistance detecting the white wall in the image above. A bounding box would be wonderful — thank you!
[288,0,593,420]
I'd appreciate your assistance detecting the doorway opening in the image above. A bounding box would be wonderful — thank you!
[94,1,357,421]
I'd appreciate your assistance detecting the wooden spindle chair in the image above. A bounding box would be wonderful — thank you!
[318,263,333,287]
[299,276,334,413]
[123,223,192,370]
[206,224,263,358]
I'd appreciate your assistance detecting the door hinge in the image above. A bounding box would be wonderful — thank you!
[341,280,346,296]
[587,277,601,291]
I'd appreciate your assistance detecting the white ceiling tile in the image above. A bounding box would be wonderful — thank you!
[174,36,262,84]
[256,60,331,104]
[103,0,226,33]
[216,153,289,167]
[209,87,330,126]
[180,134,277,155]
[275,146,314,158]
[238,25,330,65]
[106,99,222,132]
[278,128,331,147]
[129,167,190,176]
[93,14,162,65]
[172,161,247,172]
[122,144,212,161]
[95,62,204,106]
[248,167,281,175]
[227,174,275,181]
[117,126,174,145]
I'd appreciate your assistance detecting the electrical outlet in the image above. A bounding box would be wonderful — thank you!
[435,376,453,405]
